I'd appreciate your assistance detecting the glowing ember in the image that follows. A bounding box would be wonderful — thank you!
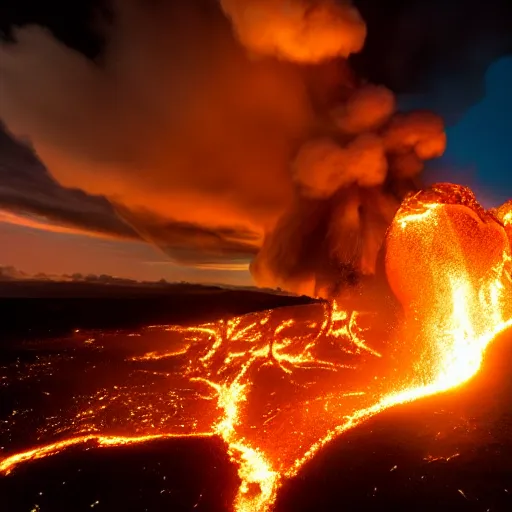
[1,184,511,512]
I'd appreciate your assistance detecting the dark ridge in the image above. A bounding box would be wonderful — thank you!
[0,281,317,342]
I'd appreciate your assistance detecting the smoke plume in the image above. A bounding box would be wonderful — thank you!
[219,0,366,62]
[0,0,446,298]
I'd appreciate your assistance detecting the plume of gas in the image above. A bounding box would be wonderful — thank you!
[0,0,445,297]
[252,106,446,298]
[219,0,367,62]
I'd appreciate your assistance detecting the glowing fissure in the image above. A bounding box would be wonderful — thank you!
[0,433,214,476]
[1,186,511,512]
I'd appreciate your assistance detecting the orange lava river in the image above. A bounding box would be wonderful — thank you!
[1,184,511,512]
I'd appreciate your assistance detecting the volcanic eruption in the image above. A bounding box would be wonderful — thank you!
[0,1,511,512]
[1,183,511,512]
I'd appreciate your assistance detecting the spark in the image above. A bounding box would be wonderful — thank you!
[424,453,460,463]
[130,348,190,361]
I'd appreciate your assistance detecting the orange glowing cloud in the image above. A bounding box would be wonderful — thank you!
[220,0,367,62]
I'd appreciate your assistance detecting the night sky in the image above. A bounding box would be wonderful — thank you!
[0,0,511,285]
[439,56,512,207]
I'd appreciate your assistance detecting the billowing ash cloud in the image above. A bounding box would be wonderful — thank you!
[0,0,446,298]
[219,0,366,62]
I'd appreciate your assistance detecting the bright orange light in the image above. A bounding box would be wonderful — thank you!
[1,184,511,512]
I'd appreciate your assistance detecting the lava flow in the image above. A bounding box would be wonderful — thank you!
[1,184,511,512]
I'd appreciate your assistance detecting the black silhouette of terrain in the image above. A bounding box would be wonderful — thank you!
[0,280,316,342]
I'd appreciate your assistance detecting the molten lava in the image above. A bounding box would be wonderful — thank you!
[1,184,511,512]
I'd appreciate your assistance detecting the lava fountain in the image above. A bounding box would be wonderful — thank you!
[0,184,511,512]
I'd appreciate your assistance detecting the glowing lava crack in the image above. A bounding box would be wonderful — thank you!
[1,184,511,512]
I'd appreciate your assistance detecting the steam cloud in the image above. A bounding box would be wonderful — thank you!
[0,0,446,298]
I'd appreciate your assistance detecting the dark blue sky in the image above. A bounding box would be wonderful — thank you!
[431,56,512,207]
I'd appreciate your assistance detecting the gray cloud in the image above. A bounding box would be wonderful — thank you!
[115,204,259,266]
[0,127,137,239]
[0,126,258,267]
